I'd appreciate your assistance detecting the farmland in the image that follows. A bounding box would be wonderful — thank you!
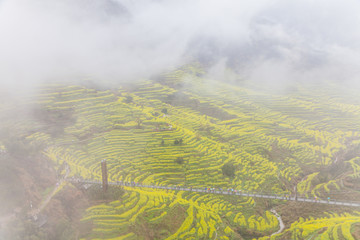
[3,65,360,239]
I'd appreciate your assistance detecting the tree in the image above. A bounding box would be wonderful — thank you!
[124,95,133,103]
[136,118,142,129]
[175,157,184,164]
[222,162,235,178]
[161,108,168,114]
[174,138,183,145]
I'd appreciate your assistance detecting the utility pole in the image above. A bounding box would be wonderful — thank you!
[101,159,108,192]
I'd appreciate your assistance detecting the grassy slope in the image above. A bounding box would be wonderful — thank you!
[7,65,360,239]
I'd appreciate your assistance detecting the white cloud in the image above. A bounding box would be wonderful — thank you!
[0,0,359,91]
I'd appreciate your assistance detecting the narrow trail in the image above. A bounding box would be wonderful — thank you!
[270,209,285,236]
[1,164,70,230]
[0,167,69,232]
[30,164,70,217]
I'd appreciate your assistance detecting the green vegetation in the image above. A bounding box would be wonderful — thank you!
[3,65,360,239]
[85,185,125,202]
[222,162,235,178]
[261,212,360,240]
[175,157,185,164]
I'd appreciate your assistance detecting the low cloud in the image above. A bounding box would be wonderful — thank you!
[0,0,360,91]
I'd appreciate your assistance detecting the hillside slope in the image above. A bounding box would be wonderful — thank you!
[2,66,360,239]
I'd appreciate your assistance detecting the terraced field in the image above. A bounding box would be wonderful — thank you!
[22,66,360,239]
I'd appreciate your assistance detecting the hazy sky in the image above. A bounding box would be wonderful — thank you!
[0,0,360,90]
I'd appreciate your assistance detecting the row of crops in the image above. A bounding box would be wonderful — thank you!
[81,186,280,240]
[24,67,360,239]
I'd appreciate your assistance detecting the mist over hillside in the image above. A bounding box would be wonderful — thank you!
[1,0,360,91]
[1,1,360,240]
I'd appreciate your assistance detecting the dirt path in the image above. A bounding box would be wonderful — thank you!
[1,160,70,232]
[30,163,70,217]
[271,209,285,236]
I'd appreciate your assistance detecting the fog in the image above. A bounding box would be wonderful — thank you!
[1,0,360,91]
[1,1,360,237]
